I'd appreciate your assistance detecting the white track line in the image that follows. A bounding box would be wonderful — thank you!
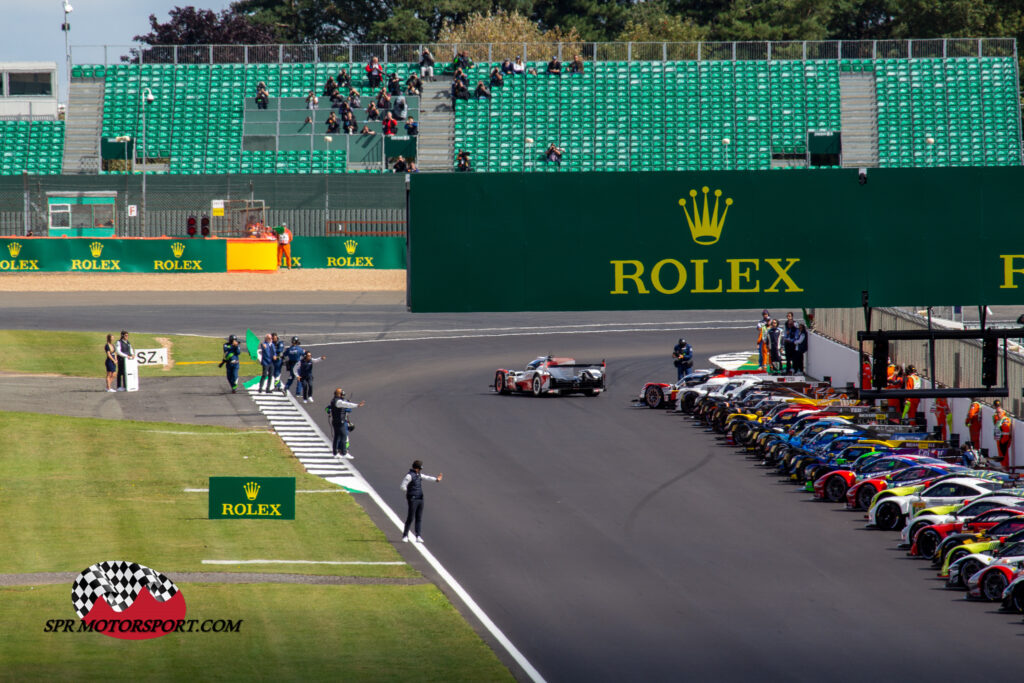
[305,324,750,348]
[201,559,405,566]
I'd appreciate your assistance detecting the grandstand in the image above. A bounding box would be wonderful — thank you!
[1,40,1020,175]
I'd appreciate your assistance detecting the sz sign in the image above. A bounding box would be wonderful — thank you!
[208,477,295,520]
[408,168,1024,312]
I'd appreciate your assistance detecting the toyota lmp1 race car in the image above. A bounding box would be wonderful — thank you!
[494,357,606,397]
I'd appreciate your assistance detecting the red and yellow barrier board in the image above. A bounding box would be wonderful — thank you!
[225,239,278,272]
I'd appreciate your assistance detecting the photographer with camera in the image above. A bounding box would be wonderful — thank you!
[673,338,693,381]
[327,388,364,459]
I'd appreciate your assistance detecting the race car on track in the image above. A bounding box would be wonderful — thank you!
[494,357,605,397]
[866,476,1007,531]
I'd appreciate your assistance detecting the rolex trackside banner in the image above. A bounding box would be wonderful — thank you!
[285,236,405,270]
[0,238,227,273]
[408,167,1024,312]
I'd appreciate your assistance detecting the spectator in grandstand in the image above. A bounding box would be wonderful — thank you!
[382,112,397,136]
[365,102,380,121]
[347,88,361,109]
[475,82,492,100]
[328,86,343,107]
[337,69,351,89]
[501,59,515,75]
[405,117,419,136]
[547,56,562,75]
[302,116,313,127]
[325,112,340,134]
[342,111,356,134]
[569,55,585,74]
[406,73,422,96]
[490,68,504,88]
[305,90,319,110]
[376,89,391,111]
[392,94,408,120]
[323,76,337,97]
[546,143,564,165]
[454,50,473,71]
[359,124,376,135]
[392,155,408,173]
[513,56,526,75]
[420,48,436,81]
[456,149,471,171]
[452,80,470,102]
[408,160,419,172]
[255,81,269,109]
[366,57,384,89]
[387,72,402,96]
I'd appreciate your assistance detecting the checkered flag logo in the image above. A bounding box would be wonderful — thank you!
[71,561,179,619]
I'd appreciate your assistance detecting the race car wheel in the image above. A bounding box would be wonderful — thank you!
[1011,585,1024,613]
[532,375,544,397]
[856,485,877,512]
[494,371,509,395]
[679,394,696,413]
[982,571,1008,601]
[824,476,848,503]
[875,502,904,531]
[916,529,941,559]
[957,558,983,588]
[644,386,664,409]
[733,423,752,445]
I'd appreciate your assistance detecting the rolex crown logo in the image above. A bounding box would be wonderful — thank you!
[344,239,357,255]
[679,186,732,246]
[89,241,105,258]
[7,242,21,257]
[243,481,260,501]
[170,241,186,258]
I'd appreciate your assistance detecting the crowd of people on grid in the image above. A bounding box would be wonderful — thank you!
[755,309,809,375]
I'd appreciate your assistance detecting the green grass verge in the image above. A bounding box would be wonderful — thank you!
[0,330,259,378]
[0,411,414,578]
[0,584,513,681]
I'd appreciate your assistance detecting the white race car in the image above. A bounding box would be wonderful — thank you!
[867,477,1007,531]
[494,356,605,397]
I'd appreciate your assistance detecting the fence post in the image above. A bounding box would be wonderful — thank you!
[697,42,701,61]
[174,45,178,64]
[663,42,667,61]
[244,45,249,64]
[209,45,213,64]
[488,44,492,61]
[873,40,877,60]
[349,44,353,63]
[558,42,563,60]
[22,172,29,236]
[628,43,632,61]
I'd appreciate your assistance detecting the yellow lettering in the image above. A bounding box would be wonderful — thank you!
[690,259,723,293]
[233,503,246,515]
[727,259,760,293]
[1000,255,1024,289]
[364,257,373,267]
[270,504,281,515]
[650,259,687,294]
[221,503,234,515]
[326,256,339,267]
[290,256,301,267]
[764,258,803,292]
[257,504,269,515]
[71,259,84,269]
[610,260,649,294]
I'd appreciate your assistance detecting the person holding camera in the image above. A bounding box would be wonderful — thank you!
[327,388,365,459]
[673,338,693,381]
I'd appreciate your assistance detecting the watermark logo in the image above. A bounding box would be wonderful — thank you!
[69,560,186,640]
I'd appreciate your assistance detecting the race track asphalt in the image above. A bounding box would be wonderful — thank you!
[12,294,1024,683]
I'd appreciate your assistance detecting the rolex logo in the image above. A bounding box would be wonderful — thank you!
[7,242,21,257]
[170,242,186,258]
[89,241,105,258]
[344,240,357,255]
[679,186,732,246]
[243,481,260,501]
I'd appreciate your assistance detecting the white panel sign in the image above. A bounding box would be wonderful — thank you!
[125,357,140,392]
[134,348,168,366]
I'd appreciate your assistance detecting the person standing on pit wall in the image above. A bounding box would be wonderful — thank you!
[756,310,771,369]
[932,397,952,442]
[993,400,1012,468]
[965,398,983,447]
[766,319,783,373]
[327,388,365,459]
[115,330,135,392]
[902,365,922,423]
[270,333,285,390]
[673,338,693,381]
[791,323,808,375]
[281,336,305,396]
[218,334,241,393]
[257,334,278,393]
[104,334,117,392]
[276,223,292,269]
[297,351,326,403]
[401,459,443,543]
[783,313,798,373]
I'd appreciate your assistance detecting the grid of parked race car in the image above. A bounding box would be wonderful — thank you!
[631,363,1024,614]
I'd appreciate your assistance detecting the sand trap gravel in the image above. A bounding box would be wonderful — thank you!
[0,269,406,292]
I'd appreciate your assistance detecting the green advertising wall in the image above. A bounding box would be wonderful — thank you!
[288,236,405,269]
[408,167,1024,312]
[0,237,227,272]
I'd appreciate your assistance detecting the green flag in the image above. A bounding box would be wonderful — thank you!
[246,329,261,361]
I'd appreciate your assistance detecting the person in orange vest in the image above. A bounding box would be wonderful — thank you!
[276,222,293,269]
[931,397,952,442]
[756,310,771,369]
[992,399,1012,467]
[902,365,921,423]
[965,399,983,447]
